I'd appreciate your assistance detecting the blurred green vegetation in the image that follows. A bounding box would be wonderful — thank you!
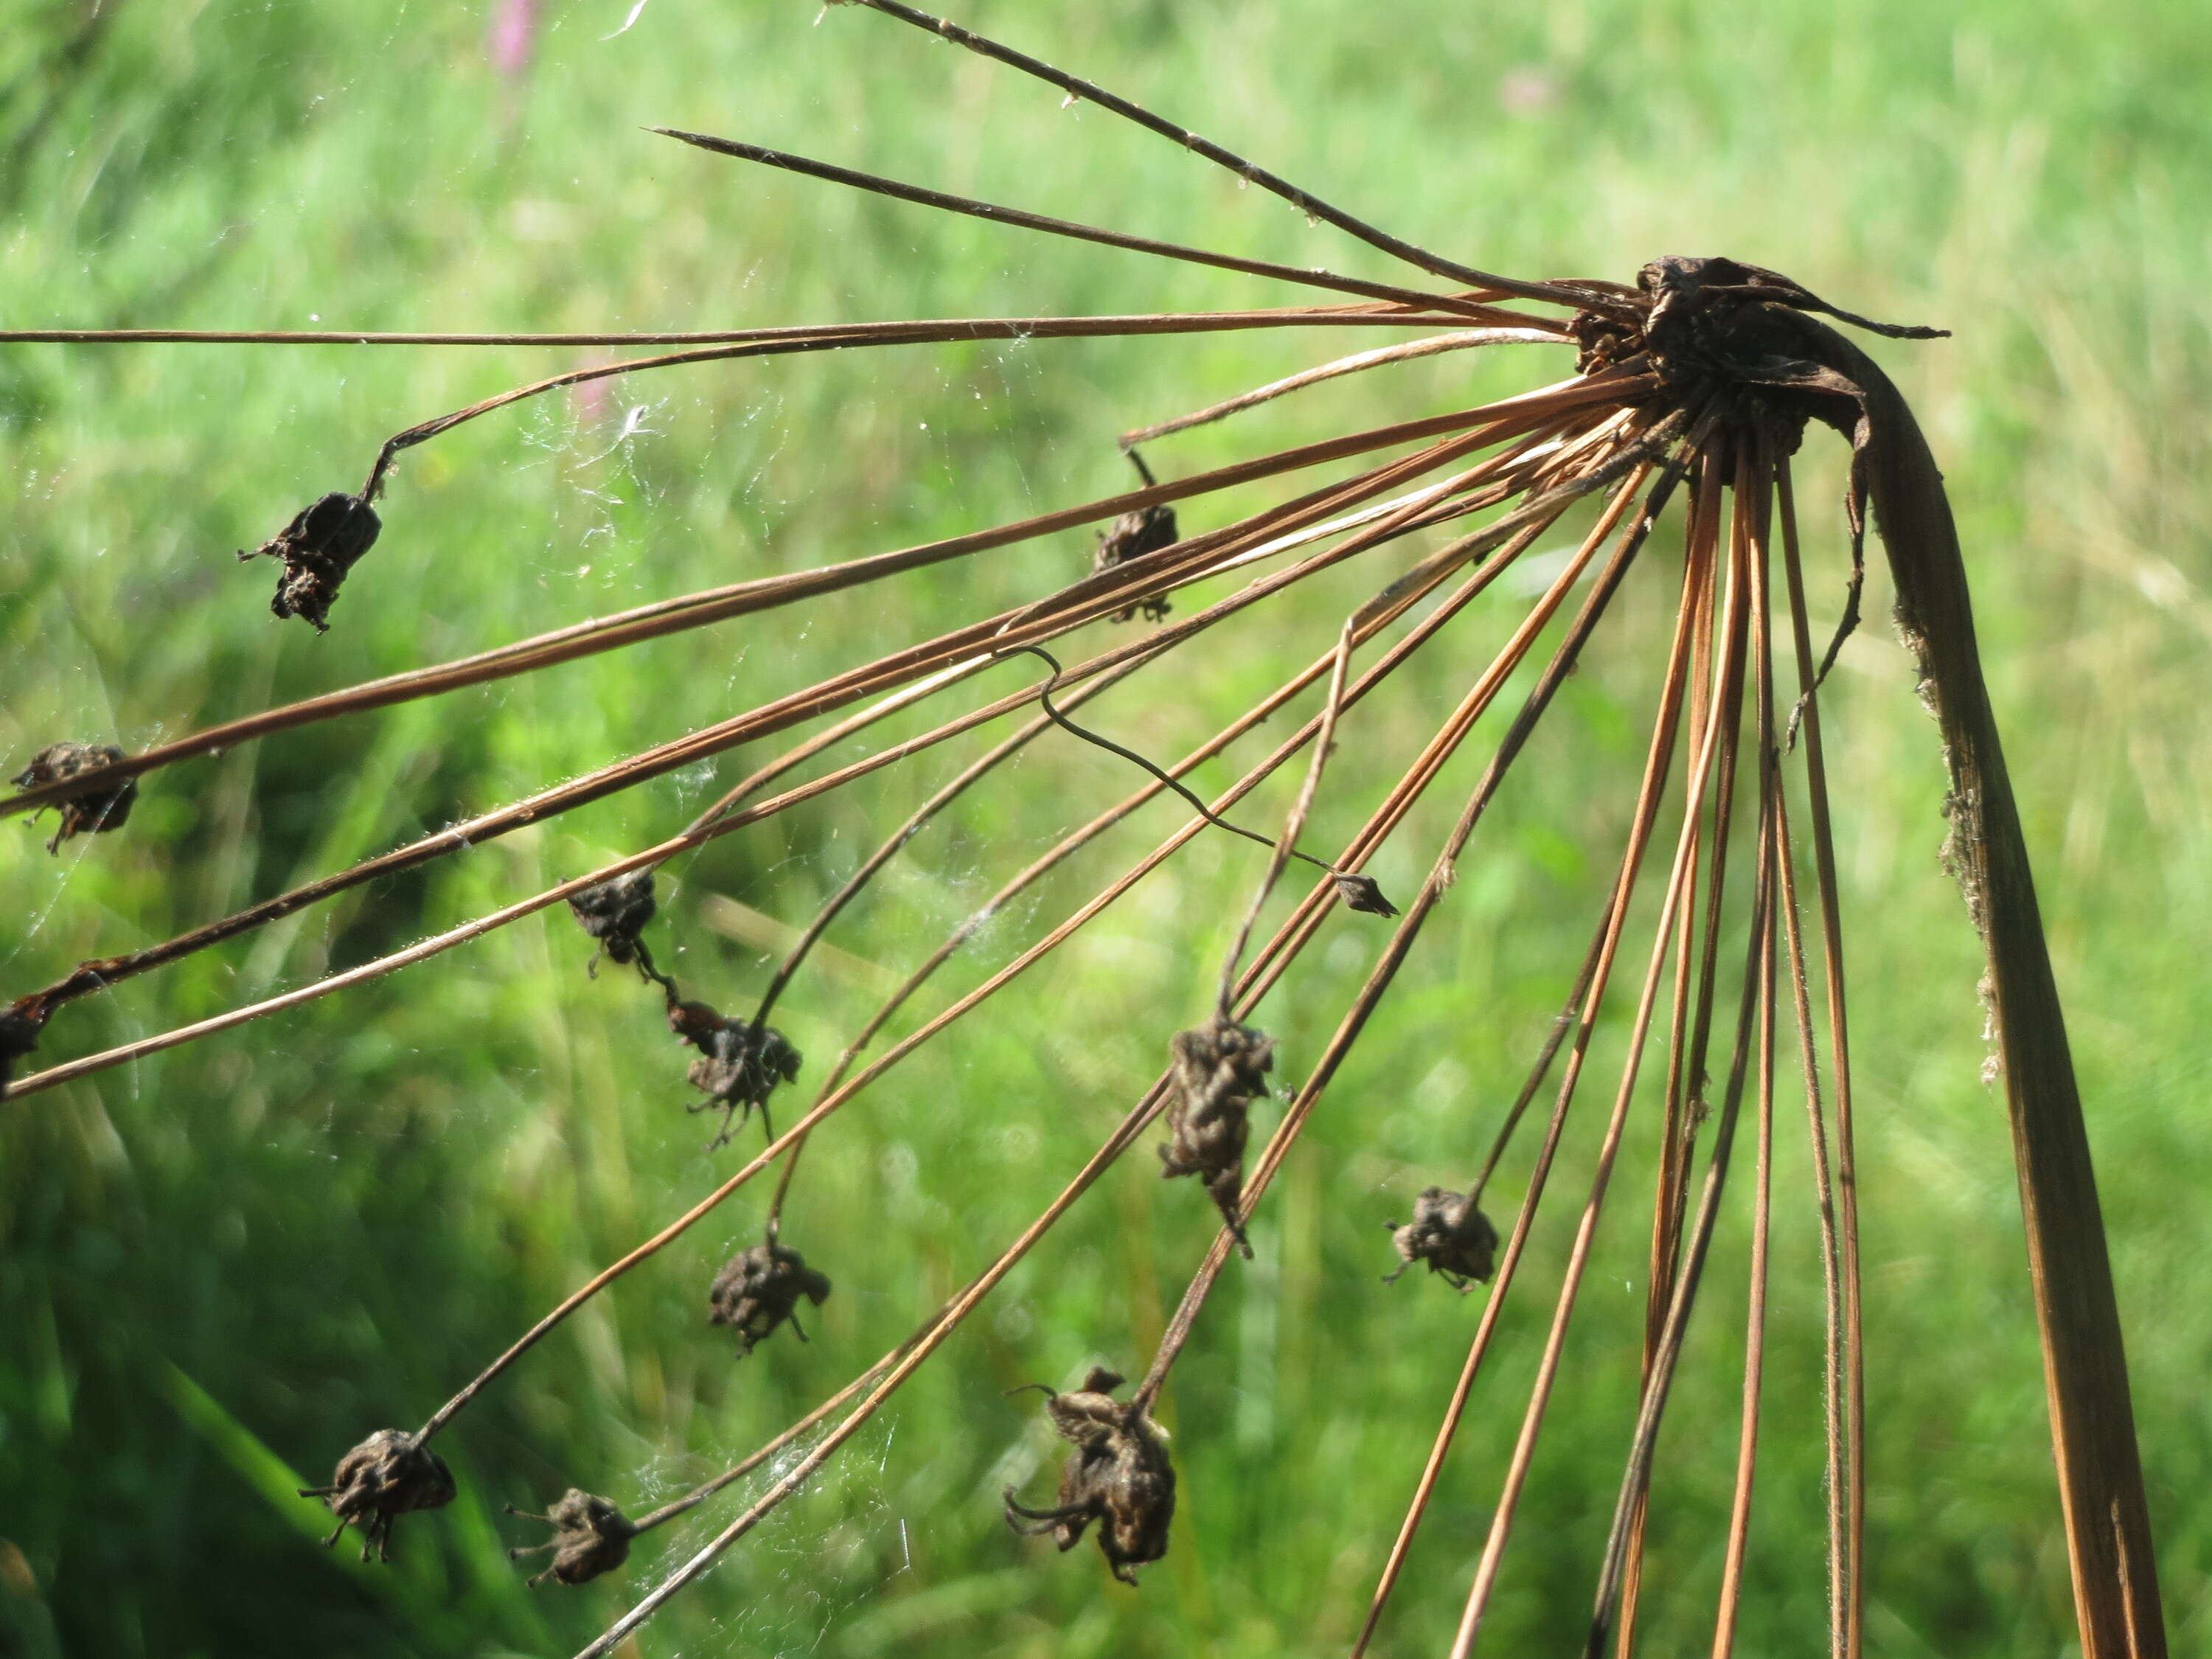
[2,1,2208,1655]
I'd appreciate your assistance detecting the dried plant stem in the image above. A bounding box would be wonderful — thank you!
[1119,327,1565,448]
[1352,457,1703,1659]
[1137,444,1688,1419]
[1696,441,1780,1658]
[669,389,1601,841]
[1590,752,1778,1659]
[838,0,1626,314]
[7,412,1579,1099]
[419,447,1615,1461]
[1215,621,1354,1011]
[627,1349,906,1533]
[419,591,1487,1444]
[571,1075,1177,1659]
[1448,425,1743,1658]
[0,309,1455,346]
[1809,320,2163,1658]
[807,489,1576,1107]
[1772,740,1850,1659]
[1775,464,1868,1655]
[358,310,1562,548]
[4,378,1554,821]
[1711,833,1778,1659]
[650,128,1512,321]
[751,659,1158,1237]
[10,382,1644,1062]
[1615,441,1750,1646]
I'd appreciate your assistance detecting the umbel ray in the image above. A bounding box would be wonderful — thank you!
[0,2,2163,1655]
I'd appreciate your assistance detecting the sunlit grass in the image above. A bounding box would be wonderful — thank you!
[2,3,2208,1655]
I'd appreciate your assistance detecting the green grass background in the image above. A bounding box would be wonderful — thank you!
[2,1,2209,1655]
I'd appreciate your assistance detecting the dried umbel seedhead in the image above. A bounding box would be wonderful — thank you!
[566,868,658,978]
[1004,1366,1176,1586]
[667,999,804,1147]
[299,1428,456,1563]
[1385,1186,1500,1292]
[238,491,383,632]
[12,742,136,854]
[507,1488,636,1587]
[1331,871,1399,917]
[1159,1015,1275,1259]
[1093,502,1177,623]
[1,1002,49,1096]
[707,1242,832,1355]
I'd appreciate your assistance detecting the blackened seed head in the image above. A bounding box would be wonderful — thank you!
[566,868,658,970]
[514,1489,636,1587]
[706,1242,832,1353]
[12,742,137,853]
[304,1429,456,1562]
[1387,1186,1500,1286]
[1331,872,1399,917]
[240,493,383,632]
[1093,503,1178,622]
[1,1003,47,1096]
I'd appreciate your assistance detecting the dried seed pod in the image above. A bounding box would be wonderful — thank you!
[299,1428,456,1563]
[1092,502,1177,623]
[12,742,136,854]
[1003,1366,1175,1585]
[1159,1015,1275,1259]
[1,1003,47,1096]
[507,1489,636,1587]
[1384,1186,1500,1292]
[238,492,382,631]
[1331,871,1399,917]
[667,999,803,1148]
[566,868,658,979]
[707,1242,832,1355]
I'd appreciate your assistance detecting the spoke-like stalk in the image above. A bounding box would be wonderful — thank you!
[1352,453,1704,1659]
[1775,463,1864,1655]
[7,380,1601,822]
[1708,438,1783,1658]
[749,658,1156,1239]
[1135,442,1688,1420]
[1613,441,1745,1652]
[651,128,1505,320]
[837,0,1627,314]
[0,306,1452,347]
[1448,423,1743,1658]
[1594,737,1778,1659]
[6,415,1593,1100]
[1119,327,1564,448]
[1215,621,1355,1012]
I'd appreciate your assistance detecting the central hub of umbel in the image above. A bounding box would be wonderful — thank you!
[1571,254,1947,435]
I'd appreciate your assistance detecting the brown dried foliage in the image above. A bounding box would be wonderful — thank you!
[1004,1366,1176,1585]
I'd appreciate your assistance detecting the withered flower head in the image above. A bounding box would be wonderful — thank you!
[1004,1366,1175,1585]
[1093,502,1178,623]
[1159,1015,1275,1259]
[668,999,803,1148]
[566,868,658,978]
[12,742,136,854]
[707,1242,832,1355]
[299,1428,456,1563]
[1385,1186,1500,1292]
[507,1488,636,1587]
[238,492,383,632]
[1,1002,49,1096]
[1331,871,1399,917]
